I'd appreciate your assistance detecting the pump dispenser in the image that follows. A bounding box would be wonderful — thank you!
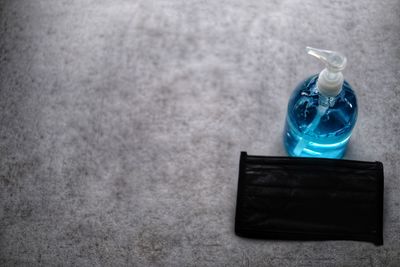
[283,47,358,159]
[307,47,347,97]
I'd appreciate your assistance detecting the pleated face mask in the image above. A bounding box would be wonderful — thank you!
[235,152,384,245]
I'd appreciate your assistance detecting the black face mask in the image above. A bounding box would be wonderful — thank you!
[235,152,384,246]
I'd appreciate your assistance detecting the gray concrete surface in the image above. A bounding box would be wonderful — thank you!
[1,0,399,266]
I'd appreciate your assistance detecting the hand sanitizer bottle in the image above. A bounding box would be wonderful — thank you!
[283,47,358,159]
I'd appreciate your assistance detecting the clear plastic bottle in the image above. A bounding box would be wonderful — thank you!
[283,47,358,159]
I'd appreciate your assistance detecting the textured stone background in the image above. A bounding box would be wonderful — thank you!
[1,0,399,266]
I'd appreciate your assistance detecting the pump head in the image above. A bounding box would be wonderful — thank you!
[306,46,347,97]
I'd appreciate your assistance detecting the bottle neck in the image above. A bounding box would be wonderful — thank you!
[318,92,337,107]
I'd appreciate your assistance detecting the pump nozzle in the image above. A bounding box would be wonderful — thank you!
[306,47,347,72]
[306,46,347,97]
